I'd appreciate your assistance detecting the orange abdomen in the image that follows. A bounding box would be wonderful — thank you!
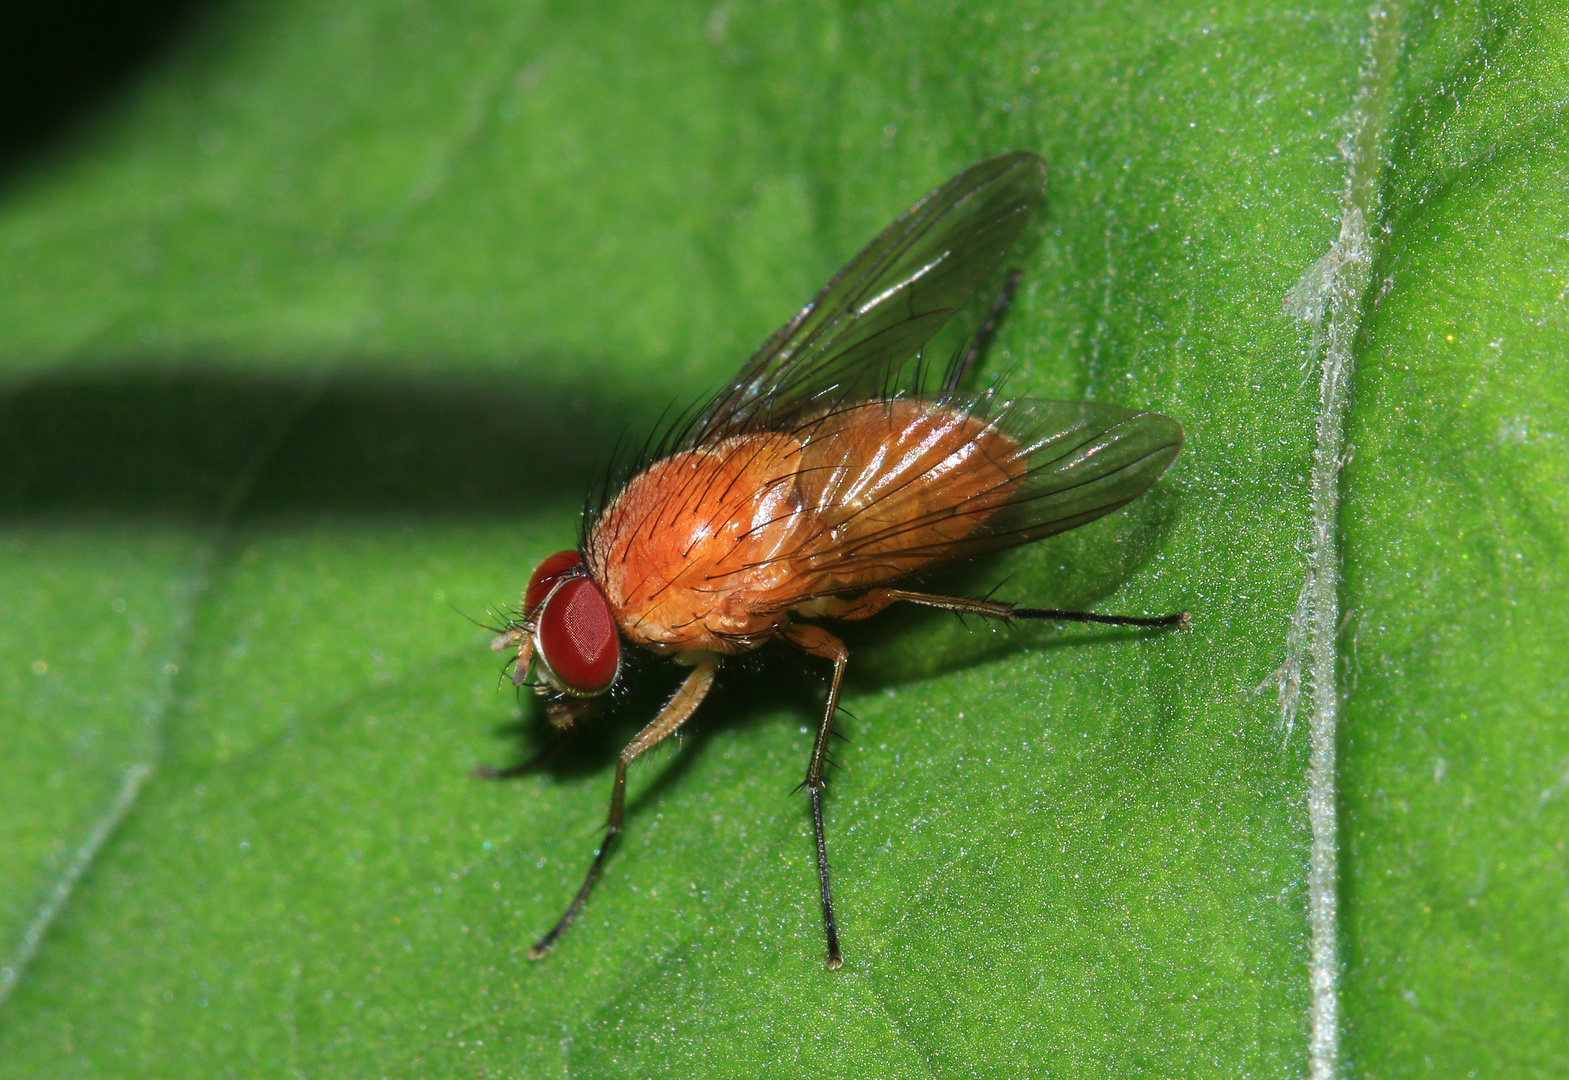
[791,400,1025,591]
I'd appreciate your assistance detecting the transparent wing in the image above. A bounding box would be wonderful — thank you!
[692,152,1047,445]
[775,396,1183,595]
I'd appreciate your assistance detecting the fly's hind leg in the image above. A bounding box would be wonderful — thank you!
[526,658,717,960]
[779,622,850,970]
[819,588,1188,630]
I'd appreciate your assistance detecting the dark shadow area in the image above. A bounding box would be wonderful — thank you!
[0,0,226,180]
[0,363,648,521]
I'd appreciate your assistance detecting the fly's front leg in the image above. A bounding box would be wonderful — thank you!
[527,658,717,960]
[490,625,534,687]
[473,730,565,780]
[779,622,849,970]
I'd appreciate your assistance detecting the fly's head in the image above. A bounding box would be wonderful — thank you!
[491,549,622,727]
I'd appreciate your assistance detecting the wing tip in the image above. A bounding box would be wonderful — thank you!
[978,150,1048,195]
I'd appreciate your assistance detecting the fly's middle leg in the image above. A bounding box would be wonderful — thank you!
[780,621,849,970]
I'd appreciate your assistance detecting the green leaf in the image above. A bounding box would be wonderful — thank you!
[0,1,1563,1076]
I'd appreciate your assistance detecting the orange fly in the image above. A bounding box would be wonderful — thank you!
[485,152,1185,968]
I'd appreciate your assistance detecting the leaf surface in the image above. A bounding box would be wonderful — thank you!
[0,1,1563,1076]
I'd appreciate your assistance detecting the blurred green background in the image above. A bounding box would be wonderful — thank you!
[0,0,1563,1076]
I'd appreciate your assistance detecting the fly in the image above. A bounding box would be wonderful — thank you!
[484,152,1186,969]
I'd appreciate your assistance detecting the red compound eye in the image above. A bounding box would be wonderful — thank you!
[533,576,620,695]
[524,550,583,616]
